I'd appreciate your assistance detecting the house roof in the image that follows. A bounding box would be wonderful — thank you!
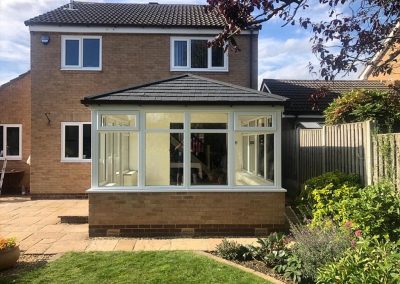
[0,71,31,92]
[261,79,390,115]
[24,1,227,29]
[82,74,288,106]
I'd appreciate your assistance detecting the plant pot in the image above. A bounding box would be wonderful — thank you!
[0,246,20,271]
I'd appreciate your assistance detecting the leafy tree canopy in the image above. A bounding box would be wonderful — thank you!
[206,0,400,80]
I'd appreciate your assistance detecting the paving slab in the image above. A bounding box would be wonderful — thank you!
[86,239,118,252]
[114,239,137,251]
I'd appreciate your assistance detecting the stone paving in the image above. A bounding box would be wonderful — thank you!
[0,197,257,254]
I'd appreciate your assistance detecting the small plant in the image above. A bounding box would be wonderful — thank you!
[317,238,400,284]
[215,239,249,261]
[246,233,289,266]
[0,237,17,252]
[290,222,353,281]
[274,254,303,283]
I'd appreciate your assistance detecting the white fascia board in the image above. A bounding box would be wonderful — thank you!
[29,25,258,35]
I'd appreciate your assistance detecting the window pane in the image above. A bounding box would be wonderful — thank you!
[235,133,274,185]
[83,124,91,159]
[64,125,79,158]
[191,133,227,185]
[238,115,273,128]
[146,133,184,186]
[6,127,20,156]
[191,113,228,129]
[101,114,136,128]
[146,113,184,129]
[98,132,138,187]
[65,39,79,66]
[83,39,100,68]
[191,40,208,68]
[0,126,3,158]
[174,41,187,67]
[212,46,224,67]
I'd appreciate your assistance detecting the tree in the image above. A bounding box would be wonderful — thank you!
[206,0,400,80]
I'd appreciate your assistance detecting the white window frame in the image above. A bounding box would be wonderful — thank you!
[61,35,102,71]
[97,111,139,131]
[170,37,229,72]
[0,124,22,160]
[61,122,91,162]
[234,112,277,131]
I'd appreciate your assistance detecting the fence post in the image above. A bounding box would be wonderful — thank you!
[364,120,374,186]
[322,125,326,173]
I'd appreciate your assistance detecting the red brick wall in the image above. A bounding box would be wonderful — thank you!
[89,192,286,237]
[30,31,258,194]
[0,72,31,191]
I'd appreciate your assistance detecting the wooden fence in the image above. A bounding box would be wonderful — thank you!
[283,120,400,193]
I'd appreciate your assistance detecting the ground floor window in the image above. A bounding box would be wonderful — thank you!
[93,110,280,189]
[61,122,91,162]
[0,124,22,160]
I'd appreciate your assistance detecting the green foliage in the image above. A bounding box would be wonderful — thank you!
[290,222,354,281]
[274,254,304,283]
[245,233,288,267]
[324,89,400,132]
[316,238,400,284]
[338,182,400,241]
[215,239,250,261]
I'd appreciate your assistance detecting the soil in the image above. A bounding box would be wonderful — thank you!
[0,254,54,279]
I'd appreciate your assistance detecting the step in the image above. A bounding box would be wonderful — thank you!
[59,215,88,224]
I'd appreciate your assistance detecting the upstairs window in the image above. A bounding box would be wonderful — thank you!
[171,38,228,71]
[61,36,102,70]
[61,122,91,162]
[0,124,22,160]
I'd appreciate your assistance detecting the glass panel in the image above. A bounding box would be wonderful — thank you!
[101,114,136,128]
[0,126,3,158]
[98,132,138,187]
[235,133,274,185]
[146,133,184,186]
[191,113,228,129]
[64,125,79,158]
[174,41,187,67]
[65,39,79,66]
[83,39,100,68]
[190,133,227,185]
[191,40,208,68]
[6,127,20,156]
[212,46,224,67]
[146,113,184,129]
[83,124,91,159]
[238,115,273,128]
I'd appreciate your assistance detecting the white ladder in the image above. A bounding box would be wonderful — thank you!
[0,158,7,194]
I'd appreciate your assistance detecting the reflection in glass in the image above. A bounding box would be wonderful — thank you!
[238,115,273,128]
[191,113,228,129]
[101,114,136,128]
[6,127,20,156]
[146,113,183,129]
[64,125,79,158]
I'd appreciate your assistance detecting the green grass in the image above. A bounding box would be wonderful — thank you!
[1,251,271,284]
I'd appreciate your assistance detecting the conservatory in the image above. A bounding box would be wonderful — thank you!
[82,74,288,237]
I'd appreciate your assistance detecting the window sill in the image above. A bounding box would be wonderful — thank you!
[60,68,102,72]
[170,68,228,73]
[61,159,92,163]
[87,187,287,193]
[0,157,22,161]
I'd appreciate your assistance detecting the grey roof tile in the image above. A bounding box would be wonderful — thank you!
[82,74,288,105]
[261,79,390,115]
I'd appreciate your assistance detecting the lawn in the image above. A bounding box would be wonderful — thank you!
[1,251,271,284]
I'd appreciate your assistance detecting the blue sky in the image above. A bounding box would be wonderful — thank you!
[0,0,361,86]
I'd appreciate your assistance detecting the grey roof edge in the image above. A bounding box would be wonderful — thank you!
[81,74,288,106]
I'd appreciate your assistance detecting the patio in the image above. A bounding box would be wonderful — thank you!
[0,197,257,254]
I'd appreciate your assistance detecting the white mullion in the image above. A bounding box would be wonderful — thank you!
[2,126,5,158]
[264,134,267,180]
[184,112,190,188]
[139,111,145,188]
[79,124,83,160]
[208,44,212,69]
[228,112,234,187]
[188,40,192,69]
[92,111,99,187]
[79,38,83,68]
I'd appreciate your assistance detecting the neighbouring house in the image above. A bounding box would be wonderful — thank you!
[18,1,287,236]
[260,79,390,195]
[0,71,31,193]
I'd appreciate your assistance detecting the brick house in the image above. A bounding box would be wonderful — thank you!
[2,1,289,236]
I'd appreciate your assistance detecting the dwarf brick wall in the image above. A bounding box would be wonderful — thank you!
[30,31,258,194]
[0,72,31,191]
[89,192,285,237]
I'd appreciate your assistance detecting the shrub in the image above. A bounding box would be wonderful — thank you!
[215,239,249,261]
[245,233,289,267]
[337,182,400,241]
[290,222,353,281]
[317,238,400,284]
[324,89,400,132]
[274,254,304,283]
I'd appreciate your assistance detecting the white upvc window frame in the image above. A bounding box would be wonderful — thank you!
[97,111,139,131]
[89,107,284,192]
[170,37,229,72]
[61,122,92,163]
[61,35,102,71]
[234,112,277,131]
[0,124,22,160]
